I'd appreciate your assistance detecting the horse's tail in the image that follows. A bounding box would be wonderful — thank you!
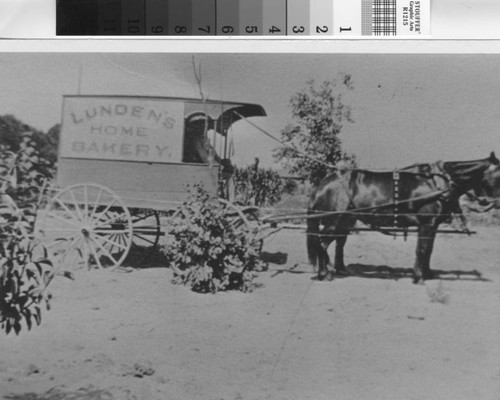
[306,209,320,267]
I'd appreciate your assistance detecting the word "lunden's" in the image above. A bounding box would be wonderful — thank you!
[70,103,176,129]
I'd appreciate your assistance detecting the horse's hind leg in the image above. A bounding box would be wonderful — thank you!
[334,234,348,275]
[422,228,436,279]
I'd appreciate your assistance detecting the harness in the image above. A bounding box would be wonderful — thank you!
[310,168,454,238]
[393,170,400,227]
[237,112,496,235]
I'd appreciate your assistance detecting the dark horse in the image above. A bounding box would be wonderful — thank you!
[307,152,500,283]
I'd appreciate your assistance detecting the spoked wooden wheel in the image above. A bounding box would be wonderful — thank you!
[218,199,260,236]
[37,183,133,271]
[127,209,163,264]
[169,199,259,234]
[218,200,263,253]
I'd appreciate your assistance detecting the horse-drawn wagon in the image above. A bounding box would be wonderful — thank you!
[36,95,266,270]
[36,94,500,283]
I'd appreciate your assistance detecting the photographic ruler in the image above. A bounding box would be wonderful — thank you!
[56,0,430,37]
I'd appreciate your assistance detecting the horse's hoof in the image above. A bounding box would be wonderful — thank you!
[413,276,423,285]
[422,272,435,280]
[317,271,334,281]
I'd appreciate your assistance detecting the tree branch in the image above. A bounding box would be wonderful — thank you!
[191,56,207,102]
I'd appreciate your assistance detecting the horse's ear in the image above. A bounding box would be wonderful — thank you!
[489,151,499,165]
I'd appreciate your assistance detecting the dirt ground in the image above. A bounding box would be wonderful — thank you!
[1,226,499,400]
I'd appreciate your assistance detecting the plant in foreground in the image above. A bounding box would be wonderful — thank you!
[164,186,264,293]
[0,141,55,334]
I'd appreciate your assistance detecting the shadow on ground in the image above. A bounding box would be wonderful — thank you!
[267,258,488,282]
[121,245,168,269]
[4,386,116,400]
[121,247,489,283]
[342,263,488,281]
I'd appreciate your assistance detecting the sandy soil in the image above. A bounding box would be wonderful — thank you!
[1,226,499,400]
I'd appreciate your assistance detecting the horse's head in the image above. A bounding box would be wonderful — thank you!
[472,152,500,209]
[483,152,500,208]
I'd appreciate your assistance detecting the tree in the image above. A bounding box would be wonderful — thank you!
[273,77,356,186]
[35,123,60,167]
[0,116,58,181]
[233,158,284,207]
[0,115,32,152]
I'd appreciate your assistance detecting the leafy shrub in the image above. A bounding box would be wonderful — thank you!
[164,186,264,293]
[0,140,55,334]
[234,158,284,207]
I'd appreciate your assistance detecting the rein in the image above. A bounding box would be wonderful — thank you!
[237,112,497,217]
[263,187,450,223]
[235,111,335,170]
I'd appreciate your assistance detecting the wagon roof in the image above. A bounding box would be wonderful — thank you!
[63,94,266,134]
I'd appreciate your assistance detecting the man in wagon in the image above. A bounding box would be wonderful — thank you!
[183,113,220,164]
[183,113,234,177]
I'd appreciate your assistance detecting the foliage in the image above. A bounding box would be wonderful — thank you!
[0,140,55,335]
[164,186,264,293]
[0,115,59,174]
[273,77,356,186]
[283,178,299,196]
[233,158,284,207]
[463,208,500,226]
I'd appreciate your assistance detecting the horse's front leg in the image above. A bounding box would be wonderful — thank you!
[413,225,437,284]
[422,228,436,279]
[318,235,335,281]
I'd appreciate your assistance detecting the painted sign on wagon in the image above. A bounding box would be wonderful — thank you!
[60,96,185,163]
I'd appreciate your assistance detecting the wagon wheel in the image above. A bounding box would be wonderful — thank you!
[126,209,162,265]
[217,200,264,259]
[218,199,261,239]
[37,183,133,272]
[168,199,259,235]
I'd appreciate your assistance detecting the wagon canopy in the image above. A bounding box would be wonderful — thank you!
[184,100,266,136]
[59,95,266,165]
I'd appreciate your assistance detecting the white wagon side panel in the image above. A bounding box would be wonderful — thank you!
[60,96,185,164]
[57,96,219,209]
[57,158,219,210]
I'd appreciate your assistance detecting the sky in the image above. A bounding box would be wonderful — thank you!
[0,52,499,169]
